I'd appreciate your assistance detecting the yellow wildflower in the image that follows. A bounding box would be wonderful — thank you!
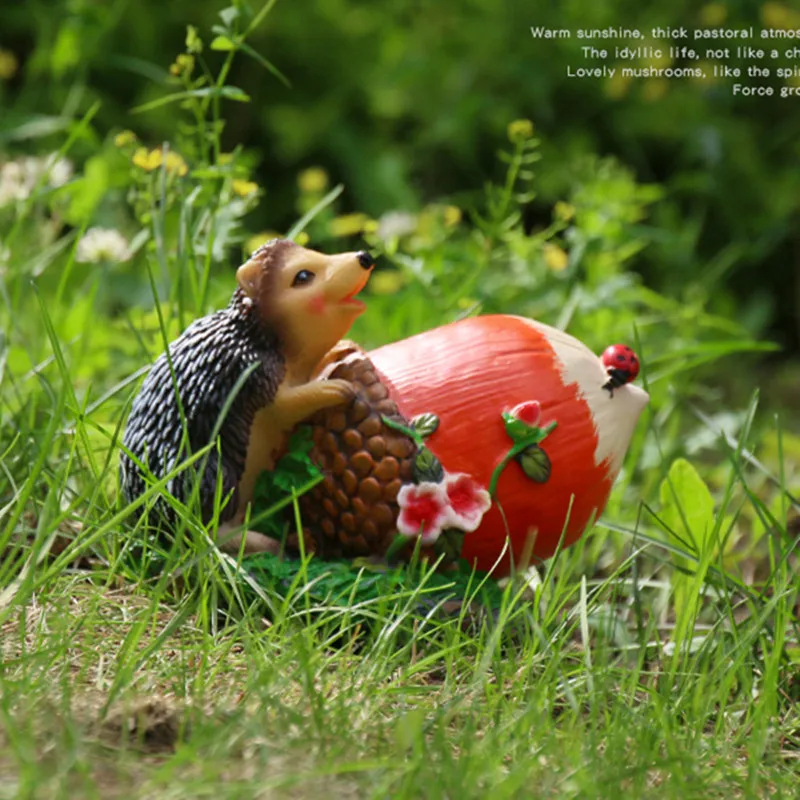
[132,147,162,171]
[698,3,727,26]
[329,213,371,237]
[295,231,310,246]
[114,130,137,148]
[169,54,195,78]
[298,167,329,194]
[543,243,569,272]
[0,49,18,81]
[553,201,575,222]
[507,119,534,143]
[369,271,406,295]
[164,151,188,176]
[232,179,258,197]
[443,205,462,227]
[132,148,188,176]
[761,2,800,29]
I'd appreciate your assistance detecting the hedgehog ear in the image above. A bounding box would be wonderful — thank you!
[236,257,262,299]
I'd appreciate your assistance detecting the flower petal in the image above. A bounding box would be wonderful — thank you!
[443,473,492,532]
[510,400,541,426]
[397,482,450,542]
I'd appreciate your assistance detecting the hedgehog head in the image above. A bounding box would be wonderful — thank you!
[236,239,375,372]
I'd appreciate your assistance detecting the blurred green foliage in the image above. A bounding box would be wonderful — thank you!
[1,0,799,352]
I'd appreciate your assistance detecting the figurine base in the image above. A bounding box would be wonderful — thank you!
[242,551,505,622]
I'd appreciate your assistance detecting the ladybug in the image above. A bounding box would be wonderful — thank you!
[601,344,640,397]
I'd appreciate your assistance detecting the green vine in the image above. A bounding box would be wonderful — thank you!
[489,412,557,496]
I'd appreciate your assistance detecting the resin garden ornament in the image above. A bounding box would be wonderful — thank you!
[121,240,648,588]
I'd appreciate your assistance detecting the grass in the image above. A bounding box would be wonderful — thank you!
[1,5,799,795]
[0,534,797,799]
[3,242,800,793]
[1,341,799,799]
[0,436,798,798]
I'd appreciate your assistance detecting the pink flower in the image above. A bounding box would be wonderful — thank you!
[510,400,541,427]
[443,473,492,532]
[397,482,451,543]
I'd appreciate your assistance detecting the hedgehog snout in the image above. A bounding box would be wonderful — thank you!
[356,251,375,269]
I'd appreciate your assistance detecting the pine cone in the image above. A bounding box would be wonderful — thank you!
[300,346,416,558]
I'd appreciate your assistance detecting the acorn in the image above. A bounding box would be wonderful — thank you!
[297,315,648,576]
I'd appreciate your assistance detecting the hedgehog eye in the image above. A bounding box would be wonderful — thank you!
[291,269,315,287]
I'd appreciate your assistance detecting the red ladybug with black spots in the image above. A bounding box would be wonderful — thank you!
[601,344,640,397]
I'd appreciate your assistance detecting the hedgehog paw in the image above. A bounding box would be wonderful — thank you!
[314,378,356,407]
[217,522,282,556]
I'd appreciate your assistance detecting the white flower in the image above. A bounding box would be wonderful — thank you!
[376,211,417,240]
[0,153,73,207]
[45,155,73,188]
[441,472,492,532]
[76,227,131,263]
[0,161,29,206]
[396,482,451,544]
[396,471,493,545]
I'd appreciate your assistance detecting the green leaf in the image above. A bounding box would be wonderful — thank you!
[410,412,439,440]
[210,36,236,51]
[219,6,240,26]
[659,458,715,556]
[51,25,81,78]
[251,427,321,539]
[63,154,110,223]
[132,87,250,114]
[503,413,536,444]
[516,444,551,483]
[413,446,444,483]
[0,115,71,144]
[185,24,203,54]
[237,41,292,88]
[220,86,251,102]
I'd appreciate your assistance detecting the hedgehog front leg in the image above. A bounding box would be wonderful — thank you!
[275,379,354,427]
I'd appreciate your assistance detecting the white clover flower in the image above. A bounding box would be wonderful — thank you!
[76,227,131,263]
[25,153,73,188]
[45,155,73,188]
[22,157,40,184]
[0,153,73,207]
[0,160,29,206]
[376,210,417,240]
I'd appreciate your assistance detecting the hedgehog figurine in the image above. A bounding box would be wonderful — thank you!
[119,239,375,553]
